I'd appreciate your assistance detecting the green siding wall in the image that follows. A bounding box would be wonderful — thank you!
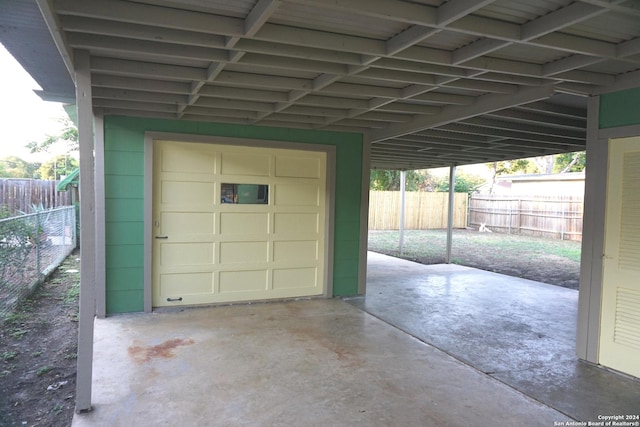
[600,87,640,129]
[104,115,363,313]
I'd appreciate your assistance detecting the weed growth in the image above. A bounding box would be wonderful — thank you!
[36,366,53,376]
[2,351,17,361]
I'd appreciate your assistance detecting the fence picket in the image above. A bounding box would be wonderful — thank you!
[368,191,468,230]
[0,179,72,216]
[468,194,584,241]
[368,192,584,241]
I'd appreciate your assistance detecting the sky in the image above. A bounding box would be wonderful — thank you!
[0,43,68,161]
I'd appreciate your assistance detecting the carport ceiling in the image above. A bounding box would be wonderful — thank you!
[4,0,640,170]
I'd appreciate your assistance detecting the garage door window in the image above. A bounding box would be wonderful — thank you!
[221,183,269,204]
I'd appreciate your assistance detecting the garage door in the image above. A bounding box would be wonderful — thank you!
[152,140,327,307]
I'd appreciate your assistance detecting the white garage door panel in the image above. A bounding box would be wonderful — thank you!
[219,270,268,293]
[162,146,217,174]
[162,147,217,174]
[275,182,319,206]
[273,268,317,290]
[152,140,326,307]
[160,243,214,266]
[161,212,214,235]
[162,181,215,205]
[161,272,213,295]
[221,152,270,176]
[220,241,269,264]
[275,156,321,178]
[274,213,319,234]
[220,212,269,235]
[273,240,318,262]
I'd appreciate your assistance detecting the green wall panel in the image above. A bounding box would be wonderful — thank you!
[104,115,363,313]
[106,290,144,313]
[105,244,144,269]
[334,220,362,241]
[104,199,144,223]
[334,239,360,260]
[600,87,640,129]
[106,268,144,291]
[105,222,143,245]
[104,151,145,175]
[105,175,144,199]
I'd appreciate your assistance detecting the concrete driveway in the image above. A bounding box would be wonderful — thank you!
[72,299,567,426]
[348,252,640,422]
[72,252,640,426]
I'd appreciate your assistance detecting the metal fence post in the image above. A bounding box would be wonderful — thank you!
[518,198,522,235]
[399,170,406,254]
[561,206,566,240]
[0,207,77,319]
[35,213,41,284]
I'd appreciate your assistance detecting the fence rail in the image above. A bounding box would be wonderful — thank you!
[0,206,77,320]
[468,195,584,241]
[369,191,468,230]
[0,178,72,216]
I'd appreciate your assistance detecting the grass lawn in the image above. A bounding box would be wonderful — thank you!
[368,229,582,289]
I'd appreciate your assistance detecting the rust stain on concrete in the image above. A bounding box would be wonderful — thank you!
[128,338,195,364]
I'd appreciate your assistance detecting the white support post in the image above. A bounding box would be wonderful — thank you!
[446,166,456,264]
[94,112,106,318]
[399,170,406,254]
[577,96,605,363]
[75,49,96,413]
[358,137,372,295]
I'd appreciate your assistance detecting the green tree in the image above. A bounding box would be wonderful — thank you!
[370,169,430,191]
[38,155,79,181]
[433,172,485,193]
[553,151,585,173]
[0,156,40,178]
[489,159,535,176]
[26,117,78,154]
[486,159,536,193]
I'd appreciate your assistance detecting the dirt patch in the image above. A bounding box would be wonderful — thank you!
[456,252,580,289]
[0,251,79,427]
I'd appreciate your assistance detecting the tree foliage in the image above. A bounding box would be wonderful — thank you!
[553,151,585,173]
[15,116,80,180]
[484,151,586,193]
[370,169,485,193]
[26,117,79,155]
[433,172,485,193]
[38,155,79,181]
[487,152,586,178]
[0,157,40,179]
[489,159,536,176]
[370,169,429,191]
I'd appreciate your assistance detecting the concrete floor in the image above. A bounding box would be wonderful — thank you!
[73,300,570,427]
[348,252,640,422]
[72,253,640,426]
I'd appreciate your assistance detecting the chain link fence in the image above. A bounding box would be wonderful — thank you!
[0,206,77,320]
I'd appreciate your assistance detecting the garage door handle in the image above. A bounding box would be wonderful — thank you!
[155,236,168,239]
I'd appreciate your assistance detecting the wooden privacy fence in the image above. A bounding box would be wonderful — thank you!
[369,191,468,230]
[468,195,584,241]
[0,179,72,216]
